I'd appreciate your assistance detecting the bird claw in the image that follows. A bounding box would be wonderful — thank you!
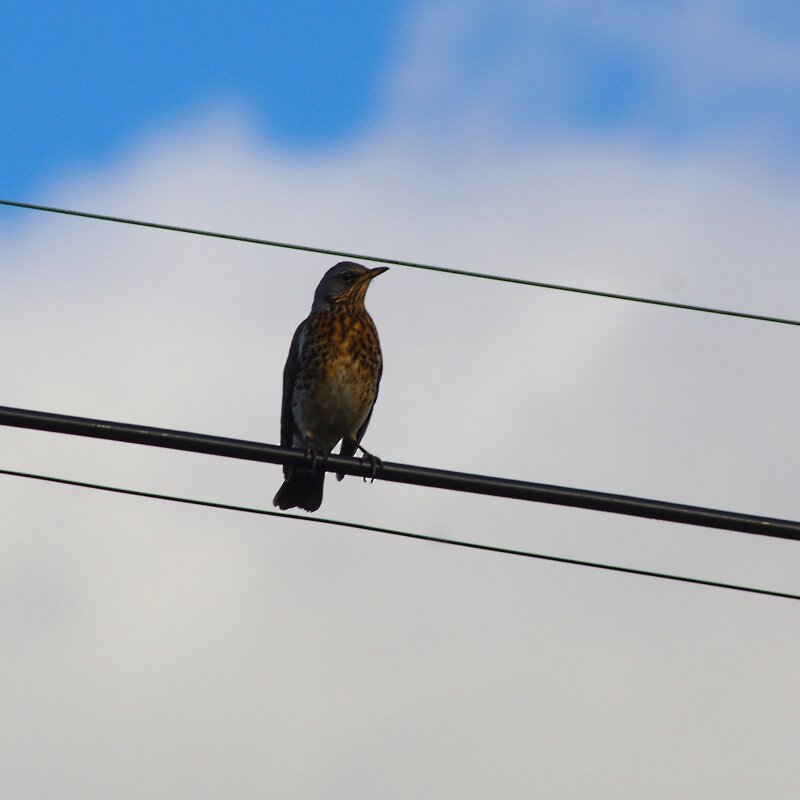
[357,446,383,483]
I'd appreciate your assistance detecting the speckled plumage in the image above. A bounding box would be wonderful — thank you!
[273,261,387,512]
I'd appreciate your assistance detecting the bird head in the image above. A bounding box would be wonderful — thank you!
[311,261,389,311]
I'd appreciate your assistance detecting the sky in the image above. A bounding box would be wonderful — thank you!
[2,2,800,798]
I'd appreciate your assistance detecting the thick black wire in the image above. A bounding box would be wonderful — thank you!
[0,467,797,602]
[2,404,800,541]
[2,198,798,328]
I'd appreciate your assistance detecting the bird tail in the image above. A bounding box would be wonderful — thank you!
[273,469,325,512]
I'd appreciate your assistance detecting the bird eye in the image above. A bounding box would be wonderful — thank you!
[341,272,355,283]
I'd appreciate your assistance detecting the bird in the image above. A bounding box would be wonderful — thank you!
[273,261,388,512]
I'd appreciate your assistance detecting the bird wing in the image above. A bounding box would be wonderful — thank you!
[279,320,305,472]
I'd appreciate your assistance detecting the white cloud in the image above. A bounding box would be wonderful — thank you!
[388,0,800,151]
[1,8,800,799]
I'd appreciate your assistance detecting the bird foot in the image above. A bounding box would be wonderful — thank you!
[357,446,383,483]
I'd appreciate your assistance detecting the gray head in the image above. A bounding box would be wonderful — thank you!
[311,261,389,311]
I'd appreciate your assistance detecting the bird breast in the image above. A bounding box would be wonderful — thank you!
[292,307,381,451]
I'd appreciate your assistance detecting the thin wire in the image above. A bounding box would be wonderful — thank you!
[2,198,798,328]
[1,467,797,602]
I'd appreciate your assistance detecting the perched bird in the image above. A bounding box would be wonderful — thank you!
[273,261,388,512]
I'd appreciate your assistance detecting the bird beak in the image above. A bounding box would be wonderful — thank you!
[364,266,389,281]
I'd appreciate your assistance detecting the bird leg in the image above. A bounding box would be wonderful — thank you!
[357,445,383,483]
[304,445,324,475]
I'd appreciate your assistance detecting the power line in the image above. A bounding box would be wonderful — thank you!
[0,466,797,602]
[1,404,799,541]
[2,198,798,328]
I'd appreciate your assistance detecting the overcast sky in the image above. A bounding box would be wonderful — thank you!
[2,2,799,798]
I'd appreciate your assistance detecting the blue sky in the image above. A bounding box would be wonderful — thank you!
[4,1,800,199]
[3,1,408,196]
